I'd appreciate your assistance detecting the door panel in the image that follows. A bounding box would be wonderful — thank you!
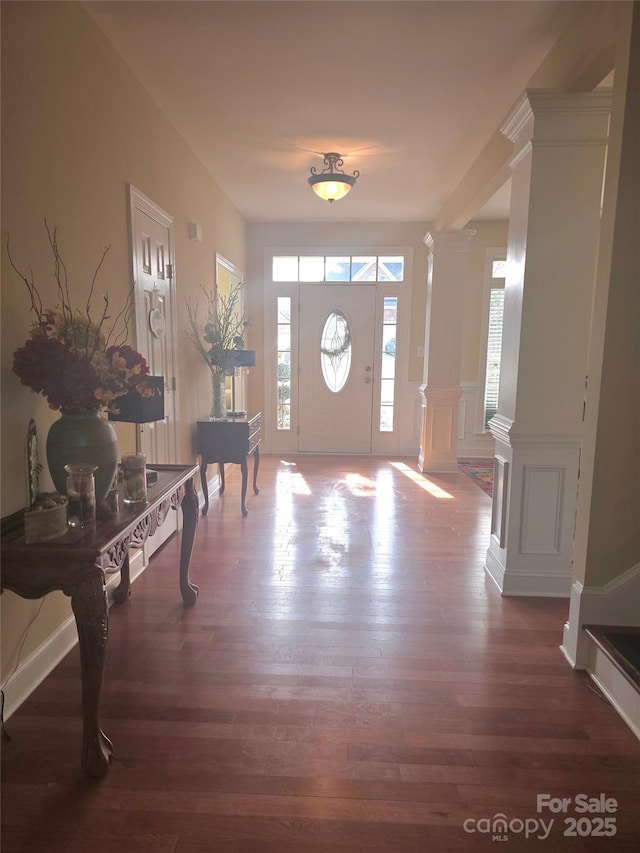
[298,284,376,452]
[130,188,178,557]
[131,196,177,464]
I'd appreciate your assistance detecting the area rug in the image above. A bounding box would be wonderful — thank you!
[458,459,494,497]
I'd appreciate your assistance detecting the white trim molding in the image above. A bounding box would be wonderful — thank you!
[586,642,640,741]
[502,89,613,148]
[127,184,180,465]
[1,610,79,722]
[561,563,640,668]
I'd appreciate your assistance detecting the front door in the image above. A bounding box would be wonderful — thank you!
[298,284,376,452]
[129,186,177,464]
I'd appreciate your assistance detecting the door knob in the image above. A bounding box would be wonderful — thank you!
[365,377,372,384]
[365,366,372,372]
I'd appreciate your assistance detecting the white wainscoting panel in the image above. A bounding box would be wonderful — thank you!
[490,456,509,549]
[431,406,453,453]
[520,466,564,554]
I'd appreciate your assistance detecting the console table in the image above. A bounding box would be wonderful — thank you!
[197,413,261,517]
[0,463,200,778]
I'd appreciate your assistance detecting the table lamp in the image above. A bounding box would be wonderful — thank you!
[109,375,165,452]
[224,351,256,418]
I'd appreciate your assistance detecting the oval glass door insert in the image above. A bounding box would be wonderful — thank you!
[320,309,352,393]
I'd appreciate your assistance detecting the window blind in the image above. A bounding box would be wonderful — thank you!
[484,288,505,428]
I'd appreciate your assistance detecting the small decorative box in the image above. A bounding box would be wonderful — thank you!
[24,493,68,544]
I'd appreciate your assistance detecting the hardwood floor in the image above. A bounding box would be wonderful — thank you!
[2,455,639,852]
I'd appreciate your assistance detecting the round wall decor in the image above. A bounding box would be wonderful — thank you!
[149,308,166,338]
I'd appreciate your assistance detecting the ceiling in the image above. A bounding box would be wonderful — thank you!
[84,1,582,224]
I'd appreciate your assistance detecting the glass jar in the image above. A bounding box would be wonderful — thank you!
[65,463,97,527]
[121,452,147,504]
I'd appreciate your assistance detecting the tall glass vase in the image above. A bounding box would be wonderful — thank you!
[46,408,119,502]
[209,370,227,420]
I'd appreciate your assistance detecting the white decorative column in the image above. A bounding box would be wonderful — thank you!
[486,89,612,597]
[419,230,475,473]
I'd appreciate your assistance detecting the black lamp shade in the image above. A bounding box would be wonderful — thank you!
[109,376,165,424]
[224,349,256,368]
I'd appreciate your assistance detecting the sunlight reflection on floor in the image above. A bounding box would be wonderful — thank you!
[390,461,454,499]
[270,460,410,588]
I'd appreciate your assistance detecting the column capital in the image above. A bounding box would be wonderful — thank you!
[501,88,613,149]
[488,413,583,449]
[419,384,463,405]
[423,230,476,255]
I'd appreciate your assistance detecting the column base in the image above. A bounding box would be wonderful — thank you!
[418,385,462,473]
[485,546,571,597]
[484,419,582,598]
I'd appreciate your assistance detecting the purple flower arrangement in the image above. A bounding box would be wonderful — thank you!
[9,223,153,413]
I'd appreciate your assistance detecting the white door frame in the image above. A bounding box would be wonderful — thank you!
[127,184,180,463]
[262,247,414,456]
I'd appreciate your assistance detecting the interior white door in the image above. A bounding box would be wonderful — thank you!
[298,284,376,452]
[130,188,177,464]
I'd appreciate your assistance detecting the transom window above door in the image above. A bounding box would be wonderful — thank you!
[272,255,405,283]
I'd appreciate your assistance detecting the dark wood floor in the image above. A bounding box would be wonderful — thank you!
[2,455,640,852]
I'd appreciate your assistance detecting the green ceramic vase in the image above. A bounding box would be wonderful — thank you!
[46,408,119,502]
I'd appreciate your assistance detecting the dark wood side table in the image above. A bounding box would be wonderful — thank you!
[0,464,200,778]
[197,413,261,517]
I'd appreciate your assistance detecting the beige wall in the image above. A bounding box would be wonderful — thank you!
[1,2,246,677]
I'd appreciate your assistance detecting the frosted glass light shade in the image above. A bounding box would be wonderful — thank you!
[309,176,355,202]
[308,153,359,203]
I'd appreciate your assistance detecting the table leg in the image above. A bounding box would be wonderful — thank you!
[219,462,226,495]
[253,446,260,495]
[71,571,113,778]
[200,460,209,516]
[179,476,199,605]
[111,552,131,603]
[240,459,249,517]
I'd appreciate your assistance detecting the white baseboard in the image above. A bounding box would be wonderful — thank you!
[485,547,571,597]
[2,549,147,721]
[561,563,640,668]
[587,644,640,741]
[2,610,79,722]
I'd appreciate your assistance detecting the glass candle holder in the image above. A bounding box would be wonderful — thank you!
[121,453,147,504]
[65,463,97,527]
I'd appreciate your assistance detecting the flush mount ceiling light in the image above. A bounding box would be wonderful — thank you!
[308,152,360,203]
